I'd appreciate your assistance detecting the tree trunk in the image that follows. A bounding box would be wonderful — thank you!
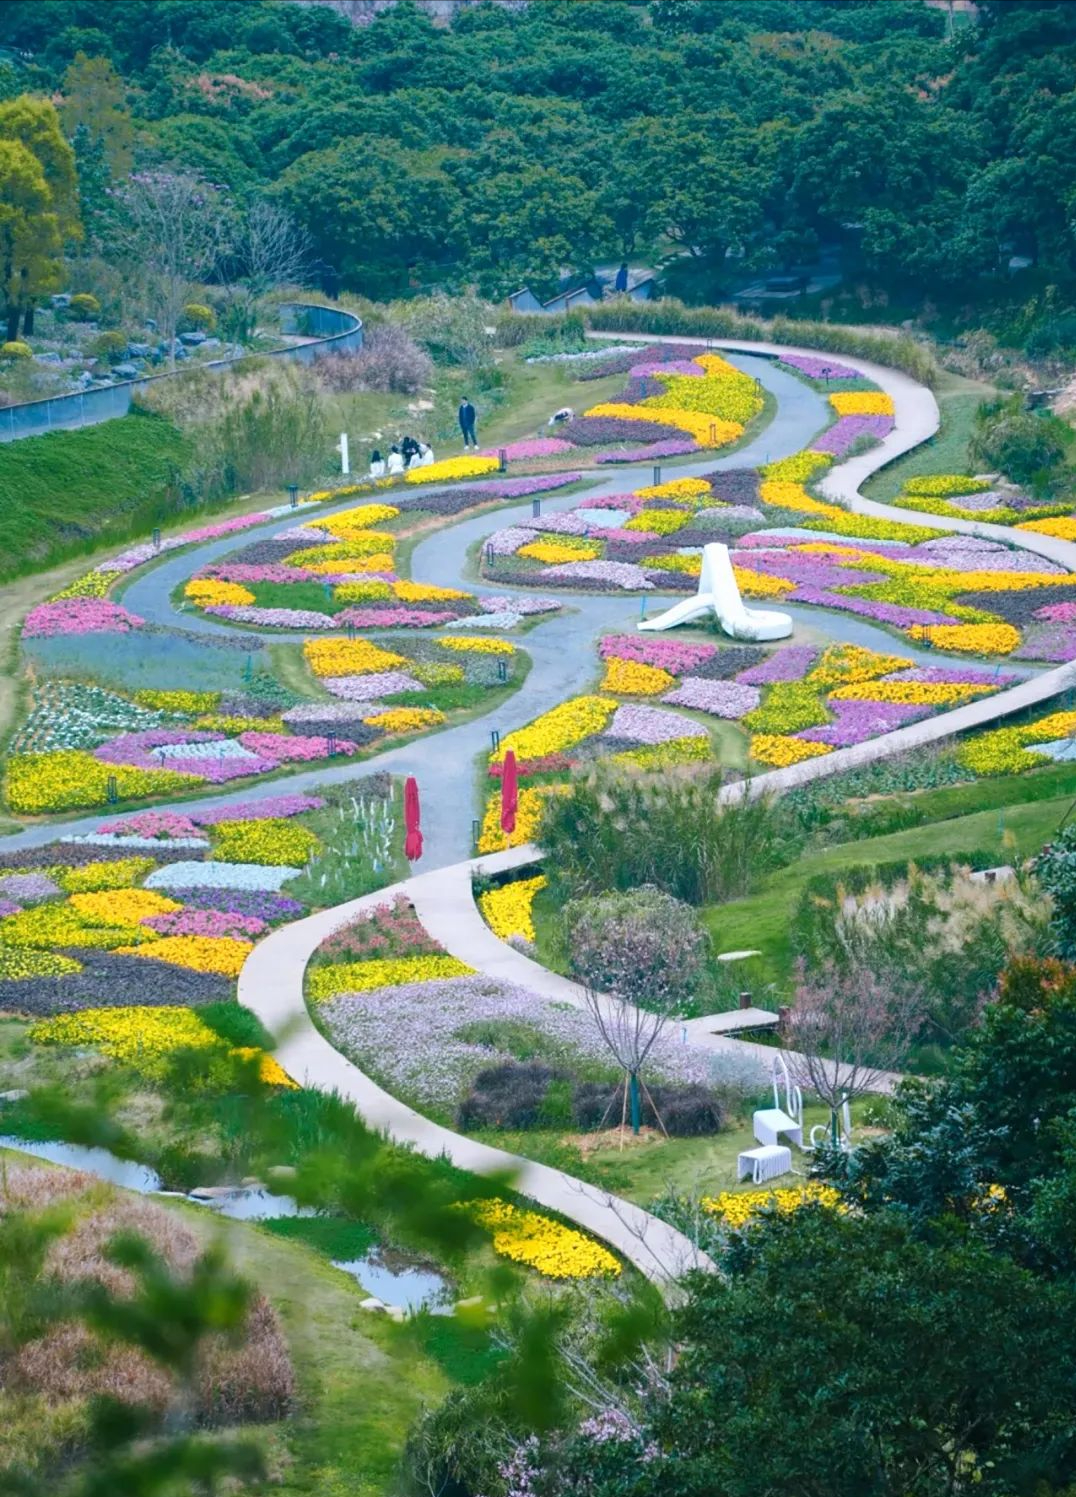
[22,303,34,336]
[629,1071,642,1135]
[5,306,18,343]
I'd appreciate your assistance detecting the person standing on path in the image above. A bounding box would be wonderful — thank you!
[458,396,477,449]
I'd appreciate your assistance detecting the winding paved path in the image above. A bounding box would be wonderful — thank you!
[11,335,1076,1287]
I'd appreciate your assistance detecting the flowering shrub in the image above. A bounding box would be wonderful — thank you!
[907,622,1021,655]
[308,954,475,1001]
[212,819,321,867]
[404,455,499,485]
[23,599,145,638]
[600,658,676,695]
[304,638,407,677]
[493,696,616,763]
[117,934,253,977]
[750,734,833,767]
[478,875,548,943]
[6,754,200,814]
[363,707,445,732]
[439,636,515,656]
[470,1197,620,1279]
[829,391,894,416]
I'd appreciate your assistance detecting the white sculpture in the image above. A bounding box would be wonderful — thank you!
[639,541,793,642]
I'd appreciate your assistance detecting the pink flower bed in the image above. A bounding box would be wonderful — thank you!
[599,634,717,672]
[479,438,574,460]
[322,671,424,700]
[23,598,145,637]
[336,607,458,629]
[604,704,708,745]
[193,794,325,824]
[142,909,268,938]
[205,605,337,629]
[596,438,698,463]
[1037,602,1076,623]
[96,810,205,839]
[238,731,360,762]
[628,359,705,378]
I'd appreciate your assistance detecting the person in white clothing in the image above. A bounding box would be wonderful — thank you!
[368,448,386,478]
[386,444,405,476]
[414,441,434,467]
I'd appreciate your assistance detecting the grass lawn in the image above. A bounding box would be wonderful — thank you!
[862,368,997,502]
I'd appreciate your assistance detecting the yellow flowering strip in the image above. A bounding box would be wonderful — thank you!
[806,644,912,688]
[491,695,616,764]
[298,535,397,566]
[644,553,700,575]
[829,390,894,416]
[0,944,83,980]
[184,579,255,608]
[315,503,400,536]
[304,638,407,677]
[411,660,465,686]
[957,710,1076,776]
[600,658,675,695]
[478,875,548,943]
[907,622,1021,655]
[5,753,201,815]
[333,580,393,603]
[633,477,712,503]
[751,734,833,767]
[904,474,989,498]
[586,401,741,446]
[364,707,445,732]
[58,858,156,893]
[477,785,555,853]
[69,888,180,925]
[702,1181,842,1227]
[194,714,287,735]
[404,455,499,485]
[470,1197,620,1279]
[212,818,321,867]
[30,1006,295,1087]
[1016,517,1076,540]
[439,636,515,656]
[393,580,470,603]
[134,689,219,713]
[517,540,601,564]
[49,570,114,601]
[744,681,829,734]
[831,680,993,706]
[350,552,396,575]
[734,567,796,599]
[116,934,253,977]
[608,737,711,770]
[759,478,939,545]
[625,508,690,536]
[308,954,474,1002]
[0,904,153,950]
[760,451,832,482]
[231,1047,298,1089]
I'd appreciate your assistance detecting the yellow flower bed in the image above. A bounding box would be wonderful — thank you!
[404,455,499,485]
[304,638,407,677]
[58,858,156,893]
[411,661,465,686]
[194,715,287,735]
[316,504,400,536]
[807,644,912,688]
[625,508,690,536]
[471,1197,620,1279]
[184,579,255,608]
[69,888,180,925]
[5,753,200,815]
[394,580,470,603]
[517,540,601,565]
[0,903,151,950]
[907,622,1020,655]
[758,480,939,544]
[644,355,762,424]
[30,1006,293,1087]
[477,785,554,853]
[50,571,114,601]
[364,707,445,732]
[608,737,711,770]
[350,552,396,574]
[829,390,894,416]
[644,553,700,575]
[308,954,475,1002]
[600,657,675,695]
[760,451,832,482]
[299,535,396,566]
[957,710,1076,776]
[734,566,796,599]
[751,734,833,767]
[118,934,253,977]
[134,689,219,713]
[212,818,320,867]
[584,401,742,447]
[831,680,993,706]
[478,875,548,943]
[0,944,83,979]
[1016,516,1076,540]
[491,695,615,764]
[439,636,515,656]
[634,477,711,502]
[904,474,989,498]
[332,581,393,604]
[702,1181,842,1227]
[231,1046,298,1089]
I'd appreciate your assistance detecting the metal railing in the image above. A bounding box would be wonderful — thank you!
[0,301,363,443]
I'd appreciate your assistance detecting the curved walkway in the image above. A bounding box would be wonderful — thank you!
[238,870,714,1294]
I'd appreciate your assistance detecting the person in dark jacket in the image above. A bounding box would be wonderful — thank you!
[614,261,629,293]
[458,397,477,449]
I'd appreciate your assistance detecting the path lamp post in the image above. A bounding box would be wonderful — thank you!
[499,448,508,473]
[485,543,495,569]
[346,620,356,640]
[497,659,508,683]
[490,729,500,751]
[471,817,481,849]
[327,731,337,758]
[106,775,118,804]
[532,497,541,519]
[287,485,299,509]
[152,527,161,550]
[652,464,661,487]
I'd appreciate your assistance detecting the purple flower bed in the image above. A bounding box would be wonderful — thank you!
[557,416,684,447]
[811,414,893,457]
[205,605,338,629]
[604,704,709,745]
[621,374,666,402]
[662,678,761,717]
[206,563,329,584]
[1012,622,1076,662]
[916,544,1063,575]
[779,354,859,380]
[0,949,232,1017]
[486,525,539,556]
[478,438,573,459]
[23,599,145,638]
[0,872,61,904]
[1037,602,1076,623]
[336,606,458,629]
[599,634,717,672]
[737,646,818,685]
[796,698,930,747]
[596,438,698,463]
[707,469,760,505]
[478,595,559,615]
[886,666,1014,686]
[95,810,205,839]
[322,671,424,700]
[542,560,655,590]
[728,547,886,590]
[629,358,704,379]
[687,646,767,680]
[0,842,200,872]
[94,729,220,767]
[789,586,958,628]
[399,473,583,513]
[163,887,305,922]
[523,512,595,536]
[591,527,659,545]
[574,343,706,381]
[190,794,326,825]
[222,536,326,566]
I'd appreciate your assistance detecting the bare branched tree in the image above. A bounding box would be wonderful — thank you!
[114,170,230,369]
[221,200,311,340]
[783,960,922,1136]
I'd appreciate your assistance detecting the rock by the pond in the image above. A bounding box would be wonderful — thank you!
[360,1296,387,1313]
[179,330,207,346]
[111,363,140,379]
[189,1184,245,1202]
[127,342,153,358]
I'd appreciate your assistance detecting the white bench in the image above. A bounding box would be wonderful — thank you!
[737,1144,793,1185]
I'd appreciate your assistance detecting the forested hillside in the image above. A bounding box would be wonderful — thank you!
[2,0,1076,343]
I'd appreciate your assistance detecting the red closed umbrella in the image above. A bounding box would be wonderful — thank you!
[500,749,518,836]
[404,775,423,862]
